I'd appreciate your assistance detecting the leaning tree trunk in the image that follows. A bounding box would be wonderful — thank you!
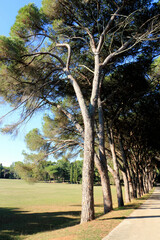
[131,168,138,198]
[95,155,113,213]
[127,168,135,199]
[67,73,96,223]
[107,127,124,207]
[119,136,131,203]
[94,96,113,213]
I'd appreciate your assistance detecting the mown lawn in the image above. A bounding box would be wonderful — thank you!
[0,179,153,240]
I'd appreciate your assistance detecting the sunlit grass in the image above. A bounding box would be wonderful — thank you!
[0,179,153,240]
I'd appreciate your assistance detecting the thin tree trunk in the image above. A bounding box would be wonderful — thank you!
[128,156,137,199]
[122,172,130,203]
[148,171,152,190]
[107,127,124,207]
[95,96,113,213]
[119,136,131,203]
[95,155,113,213]
[140,174,144,196]
[127,169,134,199]
[144,167,149,193]
[133,180,137,198]
[132,171,137,198]
[137,170,141,198]
[143,171,147,194]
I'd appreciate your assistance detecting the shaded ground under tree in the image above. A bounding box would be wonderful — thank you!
[0,207,80,240]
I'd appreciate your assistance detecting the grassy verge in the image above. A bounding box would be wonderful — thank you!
[28,190,153,240]
[0,179,153,240]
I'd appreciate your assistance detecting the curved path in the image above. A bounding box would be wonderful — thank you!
[102,186,160,240]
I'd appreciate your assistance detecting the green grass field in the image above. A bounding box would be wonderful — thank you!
[0,179,153,240]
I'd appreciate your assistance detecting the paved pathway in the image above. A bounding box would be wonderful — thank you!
[102,186,160,240]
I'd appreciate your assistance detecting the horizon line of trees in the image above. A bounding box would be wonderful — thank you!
[0,160,116,185]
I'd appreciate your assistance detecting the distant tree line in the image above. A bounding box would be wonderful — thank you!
[0,163,17,179]
[13,158,83,183]
[0,160,116,185]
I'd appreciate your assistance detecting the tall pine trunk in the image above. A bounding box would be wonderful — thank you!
[80,54,100,223]
[94,96,113,213]
[67,73,96,223]
[107,126,124,207]
[81,121,95,223]
[119,136,131,203]
[95,155,113,213]
[122,172,130,203]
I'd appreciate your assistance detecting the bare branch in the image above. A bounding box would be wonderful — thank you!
[34,36,46,52]
[56,104,84,137]
[84,27,96,52]
[56,43,71,70]
[74,68,92,86]
[22,51,65,68]
[40,97,84,138]
[97,6,123,53]
[107,164,115,176]
[79,64,94,74]
[101,37,133,67]
[47,142,79,155]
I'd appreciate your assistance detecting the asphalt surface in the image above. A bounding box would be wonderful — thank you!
[102,186,160,240]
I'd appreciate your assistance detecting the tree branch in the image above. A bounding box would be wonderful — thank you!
[97,6,123,53]
[22,52,65,68]
[56,43,71,70]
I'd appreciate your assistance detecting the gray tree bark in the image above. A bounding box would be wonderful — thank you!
[119,136,131,203]
[95,154,113,213]
[122,172,130,203]
[67,71,96,223]
[81,121,95,222]
[80,54,100,223]
[107,127,124,207]
[95,96,113,213]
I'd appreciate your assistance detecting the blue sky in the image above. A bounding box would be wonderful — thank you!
[0,0,44,166]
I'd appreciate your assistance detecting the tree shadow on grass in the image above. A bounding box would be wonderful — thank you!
[100,216,126,221]
[0,208,81,240]
[112,202,143,212]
